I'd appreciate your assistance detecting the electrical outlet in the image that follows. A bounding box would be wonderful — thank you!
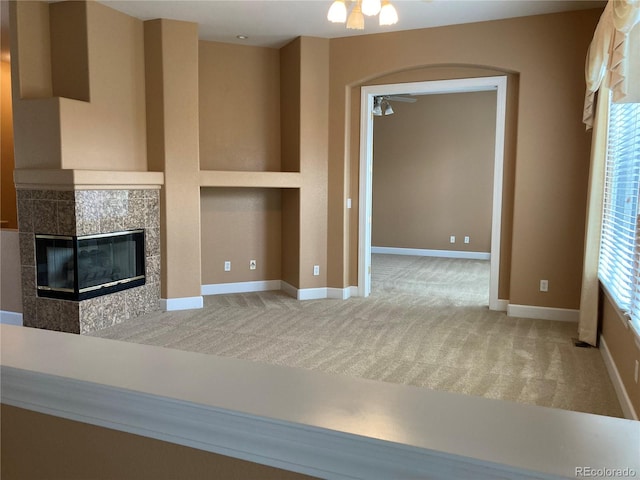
[464,236,470,244]
[540,279,548,292]
[313,265,320,276]
[249,260,257,270]
[224,261,231,272]
[450,235,456,244]
[635,359,639,384]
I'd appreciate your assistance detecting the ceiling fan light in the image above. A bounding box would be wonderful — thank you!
[361,0,381,16]
[379,1,398,26]
[327,0,347,23]
[346,2,365,30]
[372,97,383,116]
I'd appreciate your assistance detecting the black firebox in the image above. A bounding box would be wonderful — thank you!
[35,230,145,301]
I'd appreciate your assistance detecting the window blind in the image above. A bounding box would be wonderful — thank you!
[599,99,640,332]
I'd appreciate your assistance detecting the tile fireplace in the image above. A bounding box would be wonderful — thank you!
[17,188,161,334]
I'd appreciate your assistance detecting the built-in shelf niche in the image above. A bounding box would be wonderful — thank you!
[200,187,300,289]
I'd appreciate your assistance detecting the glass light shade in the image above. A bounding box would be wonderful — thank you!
[379,1,398,25]
[327,0,347,23]
[372,98,383,116]
[347,3,365,30]
[361,0,381,16]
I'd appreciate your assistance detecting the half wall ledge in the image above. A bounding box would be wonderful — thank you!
[1,325,638,480]
[14,169,165,190]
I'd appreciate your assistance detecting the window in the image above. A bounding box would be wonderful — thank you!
[599,96,640,334]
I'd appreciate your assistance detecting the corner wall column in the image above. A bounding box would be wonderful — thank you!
[144,19,202,310]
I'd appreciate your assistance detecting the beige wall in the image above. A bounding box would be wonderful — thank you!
[8,2,600,307]
[298,37,329,289]
[145,19,202,300]
[10,0,51,99]
[0,229,22,313]
[280,39,302,286]
[49,0,89,101]
[198,41,287,288]
[199,41,280,171]
[10,1,147,171]
[1,405,317,480]
[601,293,640,416]
[327,9,600,311]
[201,188,282,284]
[372,91,495,253]
[1,59,16,229]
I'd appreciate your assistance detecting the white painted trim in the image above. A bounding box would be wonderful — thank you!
[507,304,579,322]
[600,336,639,420]
[327,287,352,300]
[0,311,23,326]
[280,281,298,299]
[372,246,490,260]
[161,296,204,311]
[495,299,509,312]
[349,286,358,297]
[201,280,281,296]
[281,283,352,301]
[297,288,328,301]
[2,325,639,480]
[359,76,508,312]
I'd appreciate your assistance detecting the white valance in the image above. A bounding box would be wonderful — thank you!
[584,0,640,129]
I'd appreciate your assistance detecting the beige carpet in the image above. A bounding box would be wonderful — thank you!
[92,254,623,418]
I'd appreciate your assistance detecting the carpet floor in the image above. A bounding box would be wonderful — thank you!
[91,255,623,418]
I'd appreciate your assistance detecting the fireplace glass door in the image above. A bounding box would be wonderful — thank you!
[36,230,145,301]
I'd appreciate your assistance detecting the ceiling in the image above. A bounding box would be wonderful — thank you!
[100,0,605,48]
[0,0,605,57]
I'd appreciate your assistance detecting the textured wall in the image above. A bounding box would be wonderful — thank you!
[327,9,600,310]
[1,405,317,480]
[372,91,496,253]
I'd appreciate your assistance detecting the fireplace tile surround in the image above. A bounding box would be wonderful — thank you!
[17,188,161,334]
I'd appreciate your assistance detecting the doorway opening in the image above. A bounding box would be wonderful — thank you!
[358,76,508,311]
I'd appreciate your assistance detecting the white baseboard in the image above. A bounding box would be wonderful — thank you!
[600,336,638,420]
[507,304,579,322]
[0,311,23,326]
[493,299,509,312]
[372,246,490,261]
[297,288,328,301]
[161,296,204,311]
[327,287,353,300]
[281,283,356,301]
[200,282,358,301]
[280,281,297,299]
[202,280,281,296]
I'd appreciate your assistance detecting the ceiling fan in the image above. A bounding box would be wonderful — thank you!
[373,94,417,116]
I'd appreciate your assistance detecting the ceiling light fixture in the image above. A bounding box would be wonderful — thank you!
[328,0,398,30]
[373,96,394,116]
